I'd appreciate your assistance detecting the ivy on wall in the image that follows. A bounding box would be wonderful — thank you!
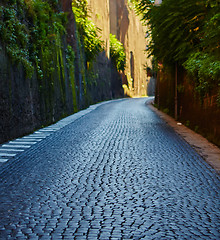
[0,0,124,114]
[0,0,67,79]
[0,0,79,118]
[72,0,104,64]
[109,34,126,72]
[0,1,33,78]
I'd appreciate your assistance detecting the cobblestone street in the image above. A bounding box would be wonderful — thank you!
[0,98,219,239]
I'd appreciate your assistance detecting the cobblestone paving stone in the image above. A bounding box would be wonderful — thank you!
[0,98,219,239]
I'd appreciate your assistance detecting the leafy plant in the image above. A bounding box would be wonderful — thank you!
[72,0,103,63]
[135,0,206,64]
[109,34,126,72]
[132,0,220,101]
[0,3,33,78]
[0,0,67,79]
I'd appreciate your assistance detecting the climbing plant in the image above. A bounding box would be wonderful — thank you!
[109,34,126,72]
[72,0,103,63]
[0,0,67,79]
[0,1,33,78]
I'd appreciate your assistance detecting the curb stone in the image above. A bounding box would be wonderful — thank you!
[146,99,220,174]
[0,98,124,166]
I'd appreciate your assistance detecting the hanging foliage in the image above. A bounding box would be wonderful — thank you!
[0,0,67,79]
[109,34,126,72]
[131,0,220,101]
[72,0,104,63]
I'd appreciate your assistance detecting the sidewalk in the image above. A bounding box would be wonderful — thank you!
[147,101,220,175]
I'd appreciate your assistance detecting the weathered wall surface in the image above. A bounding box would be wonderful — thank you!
[0,40,75,143]
[87,0,124,99]
[0,0,122,144]
[0,0,148,144]
[179,74,220,147]
[155,67,220,147]
[87,0,110,57]
[88,0,149,97]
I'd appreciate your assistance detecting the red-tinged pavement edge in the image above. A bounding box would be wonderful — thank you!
[146,99,220,175]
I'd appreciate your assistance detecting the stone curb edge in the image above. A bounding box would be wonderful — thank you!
[0,99,124,164]
[146,100,220,174]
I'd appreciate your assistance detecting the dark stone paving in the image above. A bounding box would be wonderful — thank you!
[0,98,219,239]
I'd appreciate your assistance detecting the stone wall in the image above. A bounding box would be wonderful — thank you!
[155,66,220,147]
[0,39,75,143]
[87,0,110,58]
[0,0,122,144]
[88,0,150,97]
[86,0,124,99]
[0,0,149,144]
[179,73,220,147]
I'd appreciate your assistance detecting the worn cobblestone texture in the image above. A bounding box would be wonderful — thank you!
[0,98,219,239]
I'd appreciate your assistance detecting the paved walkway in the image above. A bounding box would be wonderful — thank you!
[0,98,219,239]
[147,99,220,174]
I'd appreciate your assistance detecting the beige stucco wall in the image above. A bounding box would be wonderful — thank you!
[87,0,150,97]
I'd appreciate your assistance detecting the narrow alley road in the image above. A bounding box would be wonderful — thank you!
[0,98,219,239]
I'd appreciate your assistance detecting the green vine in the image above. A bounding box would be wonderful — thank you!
[0,0,67,80]
[0,3,33,78]
[72,0,104,63]
[109,34,126,72]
